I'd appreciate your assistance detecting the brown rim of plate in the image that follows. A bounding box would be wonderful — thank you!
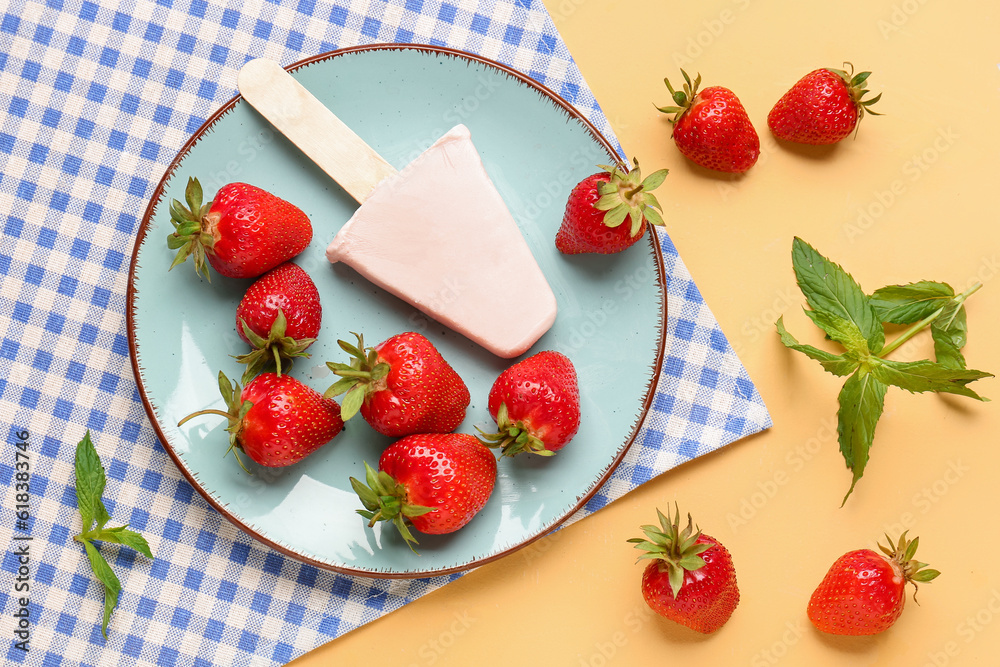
[126,43,669,579]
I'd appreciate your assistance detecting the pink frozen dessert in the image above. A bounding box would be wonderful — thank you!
[325,124,557,358]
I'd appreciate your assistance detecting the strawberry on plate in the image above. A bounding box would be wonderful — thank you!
[555,159,668,255]
[167,177,312,281]
[656,70,760,174]
[808,532,940,635]
[351,433,497,551]
[628,505,740,633]
[178,371,343,470]
[233,262,321,383]
[325,331,470,437]
[477,350,580,456]
[768,64,882,145]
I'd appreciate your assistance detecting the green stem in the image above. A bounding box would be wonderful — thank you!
[176,409,231,427]
[879,282,982,358]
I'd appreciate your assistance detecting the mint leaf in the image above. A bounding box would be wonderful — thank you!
[92,527,154,559]
[837,370,888,504]
[82,539,121,639]
[776,317,859,377]
[870,281,955,324]
[792,237,884,353]
[870,359,991,400]
[73,432,153,639]
[931,299,968,369]
[802,309,871,357]
[75,431,109,532]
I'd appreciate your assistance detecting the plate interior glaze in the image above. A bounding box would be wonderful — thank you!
[128,45,666,577]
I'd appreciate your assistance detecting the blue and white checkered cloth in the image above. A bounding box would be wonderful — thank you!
[0,0,771,664]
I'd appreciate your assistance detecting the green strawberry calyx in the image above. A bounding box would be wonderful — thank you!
[350,461,434,553]
[594,159,668,237]
[655,69,703,130]
[877,531,940,603]
[827,62,883,130]
[233,309,315,385]
[627,504,711,598]
[176,371,253,473]
[475,402,555,458]
[323,332,390,421]
[166,177,221,282]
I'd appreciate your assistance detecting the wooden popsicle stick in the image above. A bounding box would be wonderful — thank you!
[236,58,397,204]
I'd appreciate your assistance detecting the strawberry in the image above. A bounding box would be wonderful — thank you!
[325,331,470,437]
[808,532,940,635]
[167,177,312,281]
[656,70,759,174]
[477,350,580,456]
[351,433,497,550]
[178,371,343,469]
[628,505,739,633]
[233,262,321,383]
[555,159,668,255]
[768,64,882,145]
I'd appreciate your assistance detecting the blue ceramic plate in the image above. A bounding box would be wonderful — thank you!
[128,45,666,578]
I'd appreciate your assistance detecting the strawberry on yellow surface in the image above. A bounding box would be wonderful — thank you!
[656,70,759,174]
[628,505,740,633]
[808,532,939,635]
[768,64,882,145]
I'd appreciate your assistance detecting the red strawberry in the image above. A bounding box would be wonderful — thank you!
[628,505,739,633]
[477,350,580,456]
[555,159,668,255]
[167,177,312,280]
[325,331,470,437]
[808,532,939,635]
[233,262,321,383]
[768,64,882,145]
[656,70,759,173]
[351,433,497,550]
[178,371,343,469]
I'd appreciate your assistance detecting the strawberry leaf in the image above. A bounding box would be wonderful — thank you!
[643,206,665,227]
[340,384,367,421]
[641,168,669,192]
[603,204,629,228]
[837,369,888,504]
[792,237,884,353]
[667,563,684,598]
[678,555,707,570]
[323,377,358,399]
[185,176,204,211]
[911,569,941,582]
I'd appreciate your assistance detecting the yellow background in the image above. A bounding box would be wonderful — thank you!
[293,1,1000,664]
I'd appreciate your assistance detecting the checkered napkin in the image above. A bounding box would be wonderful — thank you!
[0,0,771,664]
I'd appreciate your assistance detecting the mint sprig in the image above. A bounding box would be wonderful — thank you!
[777,238,993,504]
[73,431,153,639]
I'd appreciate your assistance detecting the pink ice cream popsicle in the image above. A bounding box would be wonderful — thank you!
[237,58,556,358]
